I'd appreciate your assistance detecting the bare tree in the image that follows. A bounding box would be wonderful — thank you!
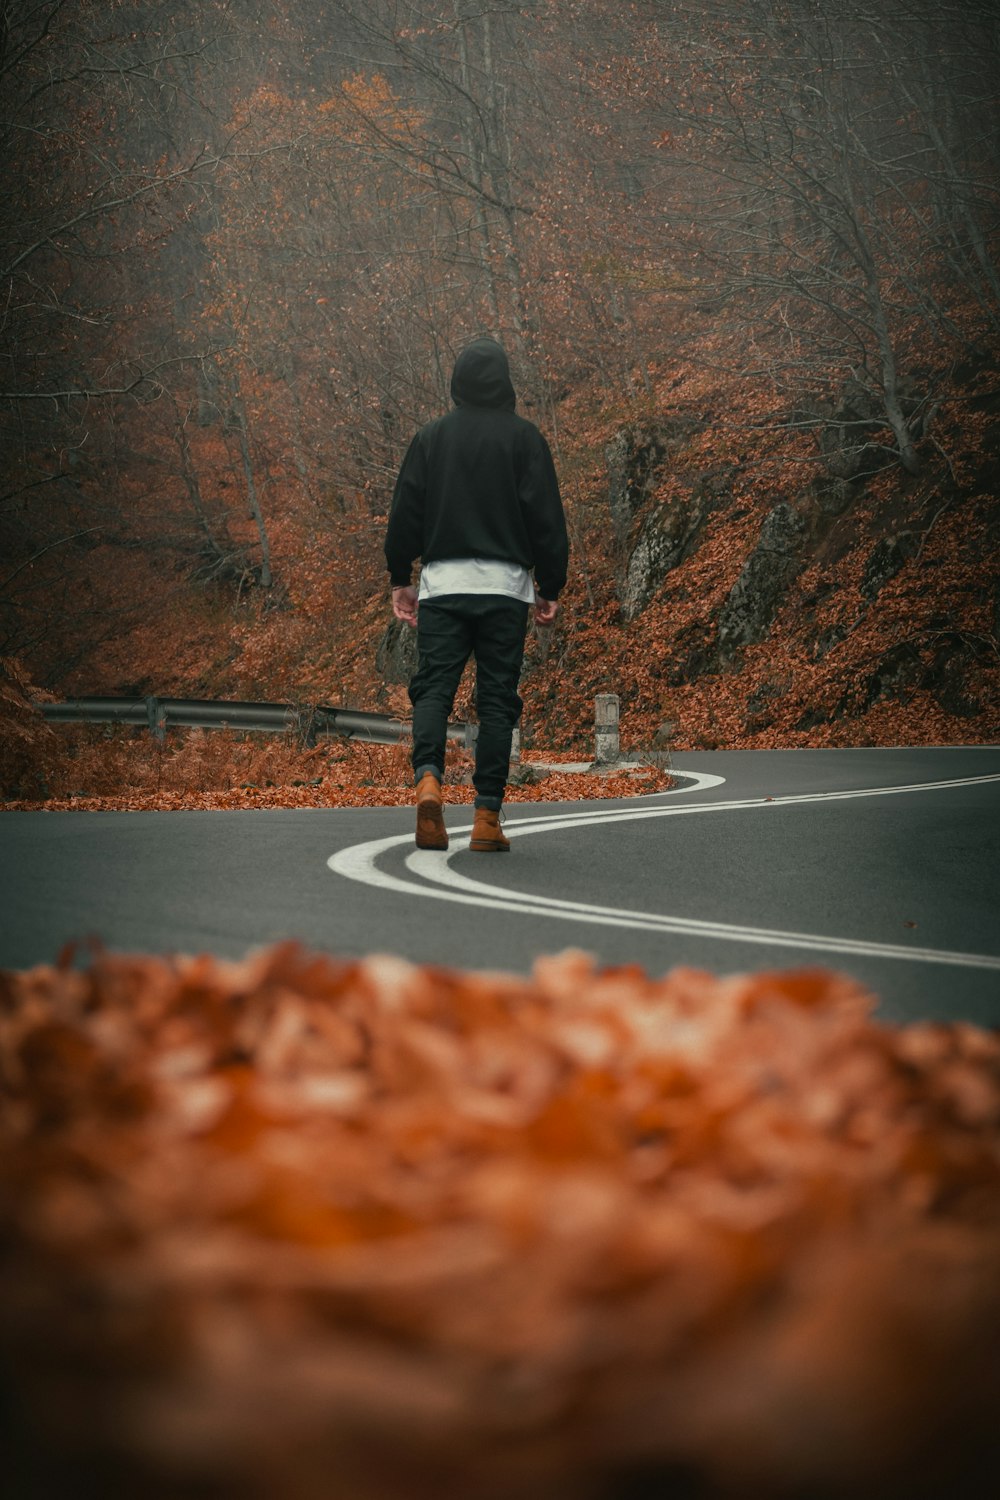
[0,0,237,658]
[626,0,1000,473]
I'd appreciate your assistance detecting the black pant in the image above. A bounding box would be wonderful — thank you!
[409,594,529,810]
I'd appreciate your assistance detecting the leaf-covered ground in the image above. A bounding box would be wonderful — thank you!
[0,717,671,812]
[2,943,999,1499]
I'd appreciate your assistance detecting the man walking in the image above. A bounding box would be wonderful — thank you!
[384,336,569,852]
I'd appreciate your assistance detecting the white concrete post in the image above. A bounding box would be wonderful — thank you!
[594,693,620,765]
[510,726,521,765]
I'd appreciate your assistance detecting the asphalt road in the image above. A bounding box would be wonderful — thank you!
[2,747,999,1025]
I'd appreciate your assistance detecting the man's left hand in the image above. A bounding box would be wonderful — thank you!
[392,585,418,627]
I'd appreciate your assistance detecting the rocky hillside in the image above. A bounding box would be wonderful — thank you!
[460,356,1000,755]
[6,358,998,774]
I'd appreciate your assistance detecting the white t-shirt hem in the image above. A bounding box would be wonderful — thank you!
[418,557,535,604]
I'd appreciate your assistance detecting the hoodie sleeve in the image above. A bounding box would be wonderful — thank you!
[384,432,427,587]
[519,430,569,599]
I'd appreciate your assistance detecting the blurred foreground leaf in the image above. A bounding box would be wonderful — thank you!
[1,944,999,1498]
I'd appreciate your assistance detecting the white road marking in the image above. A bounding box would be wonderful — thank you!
[327,769,1000,970]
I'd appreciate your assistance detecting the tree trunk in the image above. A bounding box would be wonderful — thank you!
[455,3,504,332]
[849,211,921,475]
[231,385,273,587]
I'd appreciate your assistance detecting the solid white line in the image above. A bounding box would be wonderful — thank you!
[327,769,1000,970]
[483,771,1000,831]
[402,852,1000,970]
[326,771,723,896]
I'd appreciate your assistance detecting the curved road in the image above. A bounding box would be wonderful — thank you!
[2,747,999,1025]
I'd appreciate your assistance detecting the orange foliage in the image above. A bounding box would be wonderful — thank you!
[2,943,998,1497]
[1,725,671,811]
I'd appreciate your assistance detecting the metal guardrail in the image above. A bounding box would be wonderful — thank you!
[38,696,475,748]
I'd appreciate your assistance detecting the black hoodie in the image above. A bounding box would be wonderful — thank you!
[384,338,569,600]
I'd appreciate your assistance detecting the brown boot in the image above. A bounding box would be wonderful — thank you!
[470,806,509,852]
[415,772,448,850]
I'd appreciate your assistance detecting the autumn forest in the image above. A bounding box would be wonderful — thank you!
[2,0,999,802]
[5,10,1000,1495]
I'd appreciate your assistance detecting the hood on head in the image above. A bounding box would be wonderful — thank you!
[450,337,516,411]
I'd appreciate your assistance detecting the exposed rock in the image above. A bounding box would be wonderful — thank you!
[861,535,914,600]
[606,424,669,547]
[619,475,725,621]
[717,502,809,661]
[609,419,730,621]
[376,620,418,685]
[812,476,855,517]
[744,678,789,732]
[924,634,988,717]
[863,642,924,707]
[651,719,679,749]
[666,620,718,685]
[605,417,701,548]
[860,632,986,717]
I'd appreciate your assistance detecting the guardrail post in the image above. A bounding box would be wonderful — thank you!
[146,695,166,744]
[594,693,620,765]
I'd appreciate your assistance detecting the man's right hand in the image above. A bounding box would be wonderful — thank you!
[534,596,558,626]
